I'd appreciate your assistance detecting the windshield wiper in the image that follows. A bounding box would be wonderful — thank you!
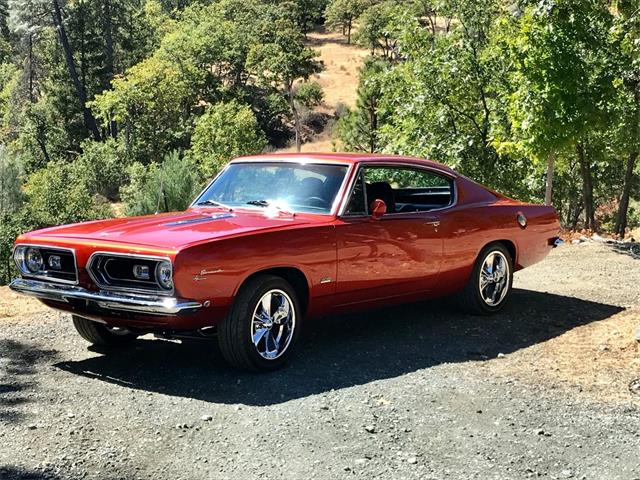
[246,200,295,216]
[246,200,270,207]
[196,199,233,211]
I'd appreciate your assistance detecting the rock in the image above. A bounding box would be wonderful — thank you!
[591,234,603,242]
[364,425,376,434]
[571,239,581,245]
[535,428,545,435]
[201,415,213,422]
[497,353,505,358]
[66,413,75,419]
[27,424,37,430]
[407,457,418,464]
[561,469,574,478]
[354,458,367,465]
[635,327,640,342]
[579,235,589,242]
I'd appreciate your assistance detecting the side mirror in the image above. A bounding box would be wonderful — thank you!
[370,199,387,220]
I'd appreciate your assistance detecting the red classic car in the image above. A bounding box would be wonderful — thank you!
[10,154,560,371]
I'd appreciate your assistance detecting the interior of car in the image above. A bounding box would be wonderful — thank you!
[344,166,454,215]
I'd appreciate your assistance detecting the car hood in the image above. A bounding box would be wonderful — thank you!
[22,209,324,251]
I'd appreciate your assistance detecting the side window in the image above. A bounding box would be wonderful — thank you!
[364,167,450,189]
[344,170,367,215]
[363,166,454,214]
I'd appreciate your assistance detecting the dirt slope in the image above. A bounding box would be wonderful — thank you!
[280,29,368,153]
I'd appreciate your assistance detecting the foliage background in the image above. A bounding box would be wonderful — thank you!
[0,0,638,285]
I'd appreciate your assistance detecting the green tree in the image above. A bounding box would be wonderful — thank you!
[503,0,616,228]
[189,100,267,178]
[22,158,111,227]
[0,145,22,214]
[247,14,322,151]
[335,58,387,152]
[613,0,640,235]
[354,1,409,59]
[325,0,369,44]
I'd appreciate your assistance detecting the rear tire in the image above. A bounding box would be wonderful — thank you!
[218,274,301,372]
[456,243,514,315]
[72,315,138,346]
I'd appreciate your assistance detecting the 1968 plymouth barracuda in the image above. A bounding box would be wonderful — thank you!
[10,153,560,371]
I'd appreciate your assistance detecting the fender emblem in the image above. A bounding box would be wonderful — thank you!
[193,268,223,281]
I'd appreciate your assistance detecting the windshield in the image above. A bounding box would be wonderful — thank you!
[194,162,349,214]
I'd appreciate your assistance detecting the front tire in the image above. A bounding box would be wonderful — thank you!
[457,243,514,315]
[72,315,138,346]
[218,274,301,372]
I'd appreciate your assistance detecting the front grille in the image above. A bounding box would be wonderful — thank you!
[88,253,172,295]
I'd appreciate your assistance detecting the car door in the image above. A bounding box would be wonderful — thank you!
[333,164,449,306]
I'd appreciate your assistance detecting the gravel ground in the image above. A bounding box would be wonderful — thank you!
[1,242,639,480]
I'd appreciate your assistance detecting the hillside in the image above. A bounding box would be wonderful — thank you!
[279,29,368,152]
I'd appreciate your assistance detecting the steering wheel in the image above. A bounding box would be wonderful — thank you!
[305,196,330,209]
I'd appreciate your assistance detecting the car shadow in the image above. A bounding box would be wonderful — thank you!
[54,289,623,406]
[610,242,640,260]
[0,340,59,423]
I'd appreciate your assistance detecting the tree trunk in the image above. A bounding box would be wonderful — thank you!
[347,20,352,44]
[102,0,117,138]
[27,33,34,102]
[615,151,638,236]
[576,142,595,231]
[570,199,582,231]
[288,84,301,153]
[544,151,556,206]
[50,0,101,141]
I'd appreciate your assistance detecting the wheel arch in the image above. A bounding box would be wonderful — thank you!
[485,239,517,267]
[236,267,310,314]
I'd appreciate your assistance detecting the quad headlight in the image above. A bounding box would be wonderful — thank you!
[14,246,44,273]
[155,260,173,290]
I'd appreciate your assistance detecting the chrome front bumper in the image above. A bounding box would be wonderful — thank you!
[9,278,202,316]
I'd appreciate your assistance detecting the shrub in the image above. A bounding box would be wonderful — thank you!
[295,81,324,109]
[22,160,112,229]
[188,100,267,178]
[121,150,202,217]
[0,146,23,215]
[78,139,130,201]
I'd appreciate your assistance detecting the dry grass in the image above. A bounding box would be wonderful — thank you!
[487,307,640,403]
[0,286,48,322]
[280,28,368,153]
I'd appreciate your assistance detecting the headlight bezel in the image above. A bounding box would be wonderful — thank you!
[13,244,79,285]
[87,251,175,296]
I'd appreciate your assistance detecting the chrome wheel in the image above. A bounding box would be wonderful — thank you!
[478,250,510,307]
[251,289,296,360]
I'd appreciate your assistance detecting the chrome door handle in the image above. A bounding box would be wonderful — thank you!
[425,221,440,227]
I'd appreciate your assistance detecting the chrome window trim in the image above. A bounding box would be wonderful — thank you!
[190,160,354,217]
[87,251,174,297]
[13,243,78,286]
[337,161,459,218]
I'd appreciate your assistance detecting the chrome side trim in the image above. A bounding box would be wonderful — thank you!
[87,251,174,297]
[9,278,201,316]
[12,244,79,285]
